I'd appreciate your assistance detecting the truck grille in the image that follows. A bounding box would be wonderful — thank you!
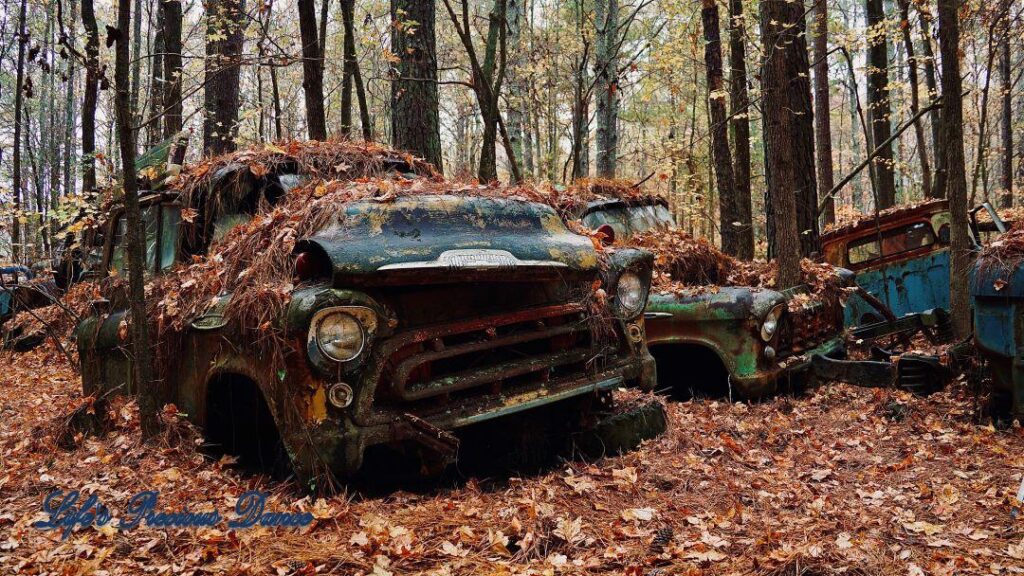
[374,303,603,405]
[777,303,837,357]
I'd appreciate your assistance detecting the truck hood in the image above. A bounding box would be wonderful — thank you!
[646,286,785,321]
[296,195,601,284]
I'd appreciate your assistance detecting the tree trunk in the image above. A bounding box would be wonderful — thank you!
[937,0,971,337]
[920,10,945,198]
[391,0,442,170]
[1000,0,1013,209]
[203,0,245,155]
[162,0,183,138]
[897,0,932,199]
[594,0,619,178]
[63,0,78,197]
[866,0,896,208]
[147,3,165,147]
[114,0,159,437]
[340,0,355,136]
[728,0,753,259]
[298,0,327,140]
[338,0,372,140]
[761,0,818,288]
[702,0,738,255]
[507,0,527,174]
[131,0,143,127]
[812,0,836,225]
[11,0,27,261]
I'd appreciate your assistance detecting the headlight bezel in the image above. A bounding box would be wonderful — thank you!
[760,304,784,342]
[307,305,378,364]
[614,270,649,319]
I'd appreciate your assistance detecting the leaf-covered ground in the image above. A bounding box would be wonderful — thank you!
[2,347,1024,575]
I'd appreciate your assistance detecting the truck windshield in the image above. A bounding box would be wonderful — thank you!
[581,204,673,239]
[110,204,181,274]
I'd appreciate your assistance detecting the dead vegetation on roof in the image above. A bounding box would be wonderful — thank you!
[978,226,1024,269]
[629,229,849,314]
[823,200,947,236]
[543,177,665,216]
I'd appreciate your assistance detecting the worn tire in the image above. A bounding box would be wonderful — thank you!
[574,400,668,458]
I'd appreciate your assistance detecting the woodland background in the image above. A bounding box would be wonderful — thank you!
[0,0,1014,263]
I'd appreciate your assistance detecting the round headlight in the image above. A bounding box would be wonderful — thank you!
[761,304,784,342]
[315,312,365,362]
[616,272,647,317]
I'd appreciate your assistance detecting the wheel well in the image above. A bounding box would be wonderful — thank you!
[204,374,290,476]
[649,343,731,400]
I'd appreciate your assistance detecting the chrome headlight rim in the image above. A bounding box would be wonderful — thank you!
[308,306,375,363]
[760,304,784,342]
[615,271,648,318]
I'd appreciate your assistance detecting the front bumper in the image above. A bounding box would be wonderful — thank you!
[731,336,846,397]
[296,343,654,484]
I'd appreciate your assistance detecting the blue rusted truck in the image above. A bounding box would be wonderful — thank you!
[822,200,1005,341]
[971,231,1024,418]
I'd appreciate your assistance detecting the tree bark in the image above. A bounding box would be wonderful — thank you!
[203,0,245,155]
[702,0,738,255]
[920,9,945,198]
[63,0,78,197]
[897,0,932,199]
[728,0,753,259]
[937,0,971,337]
[1000,0,1013,208]
[147,3,165,147]
[11,0,27,261]
[761,0,819,288]
[507,0,527,174]
[594,0,619,178]
[812,0,836,225]
[391,0,443,170]
[162,0,183,138]
[298,0,327,140]
[340,0,355,136]
[114,0,159,437]
[866,0,896,208]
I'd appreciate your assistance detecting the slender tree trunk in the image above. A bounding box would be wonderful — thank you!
[702,0,738,255]
[340,0,355,136]
[337,0,372,140]
[204,0,245,154]
[897,0,932,199]
[298,0,327,140]
[812,0,836,225]
[507,0,526,173]
[728,0,753,259]
[920,10,945,198]
[937,0,971,337]
[114,0,159,437]
[761,0,819,287]
[148,3,165,147]
[162,0,183,138]
[594,0,619,177]
[866,0,896,208]
[391,0,442,170]
[131,0,143,127]
[1000,0,1013,208]
[63,0,78,198]
[11,0,27,261]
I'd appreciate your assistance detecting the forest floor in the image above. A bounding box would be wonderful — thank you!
[2,347,1024,575]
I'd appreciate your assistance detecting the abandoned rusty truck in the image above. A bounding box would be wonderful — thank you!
[821,199,1006,331]
[75,145,659,486]
[555,189,846,398]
